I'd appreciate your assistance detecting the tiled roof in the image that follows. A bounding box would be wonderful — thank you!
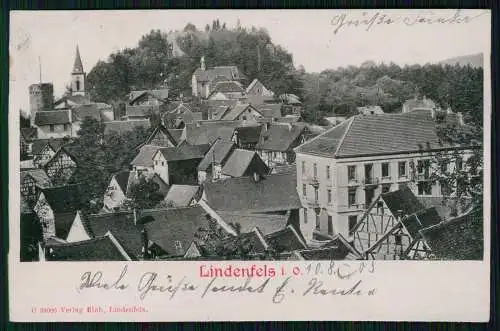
[184,121,240,145]
[113,170,132,194]
[296,110,460,158]
[21,169,51,189]
[211,81,244,94]
[53,211,78,240]
[218,227,269,255]
[194,66,244,82]
[20,127,37,140]
[169,129,184,143]
[256,123,306,152]
[142,206,208,256]
[222,104,260,121]
[279,94,301,104]
[44,232,132,261]
[156,144,209,162]
[221,149,268,178]
[203,172,302,213]
[417,197,472,221]
[34,110,71,126]
[272,164,296,174]
[53,94,91,107]
[32,138,72,155]
[265,225,307,253]
[72,103,112,122]
[419,208,483,260]
[84,211,144,258]
[357,105,384,115]
[381,186,425,217]
[41,185,84,213]
[131,145,163,167]
[401,207,442,238]
[164,185,200,207]
[144,125,178,146]
[204,100,239,120]
[103,120,150,136]
[258,103,282,119]
[125,105,154,118]
[197,139,235,171]
[216,211,290,236]
[129,89,169,103]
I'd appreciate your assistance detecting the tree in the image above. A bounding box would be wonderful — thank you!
[127,177,164,209]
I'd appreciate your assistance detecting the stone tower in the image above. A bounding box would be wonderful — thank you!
[71,45,86,96]
[29,83,54,127]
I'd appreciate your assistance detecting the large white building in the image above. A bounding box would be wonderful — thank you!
[294,109,473,244]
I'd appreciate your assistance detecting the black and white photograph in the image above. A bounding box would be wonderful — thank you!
[13,10,487,263]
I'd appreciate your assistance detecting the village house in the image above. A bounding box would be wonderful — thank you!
[103,119,151,136]
[20,127,37,157]
[199,172,303,237]
[294,109,475,243]
[357,105,384,115]
[142,124,179,147]
[34,185,84,241]
[130,145,164,176]
[220,103,263,122]
[123,87,169,120]
[162,185,201,208]
[184,120,241,145]
[231,125,263,150]
[255,123,309,168]
[402,95,437,113]
[207,81,246,100]
[245,78,274,97]
[39,231,133,261]
[20,169,52,206]
[204,99,238,120]
[31,138,72,169]
[152,143,210,185]
[191,56,245,99]
[287,234,363,260]
[219,149,269,180]
[43,143,83,185]
[162,106,203,129]
[197,139,236,184]
[279,93,302,115]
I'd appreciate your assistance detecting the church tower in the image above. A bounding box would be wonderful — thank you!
[71,45,86,96]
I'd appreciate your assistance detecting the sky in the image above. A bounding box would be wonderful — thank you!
[9,9,490,114]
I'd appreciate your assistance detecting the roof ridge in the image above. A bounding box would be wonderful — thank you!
[333,116,356,157]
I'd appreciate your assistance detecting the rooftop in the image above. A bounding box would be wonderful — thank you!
[197,139,235,171]
[163,185,200,207]
[34,110,71,126]
[256,123,307,152]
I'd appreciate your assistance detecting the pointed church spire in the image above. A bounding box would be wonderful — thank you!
[72,45,84,74]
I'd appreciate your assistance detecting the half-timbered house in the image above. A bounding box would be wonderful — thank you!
[44,144,81,185]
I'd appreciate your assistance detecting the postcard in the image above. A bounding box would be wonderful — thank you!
[9,9,491,322]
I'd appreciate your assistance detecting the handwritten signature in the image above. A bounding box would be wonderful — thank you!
[331,9,488,35]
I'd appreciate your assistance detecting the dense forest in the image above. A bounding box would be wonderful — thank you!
[86,20,483,129]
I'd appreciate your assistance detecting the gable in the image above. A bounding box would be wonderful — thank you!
[66,211,92,242]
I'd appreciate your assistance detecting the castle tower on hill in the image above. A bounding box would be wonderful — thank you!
[71,45,86,96]
[29,83,54,127]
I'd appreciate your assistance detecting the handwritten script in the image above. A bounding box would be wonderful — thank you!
[76,262,377,304]
[331,10,488,35]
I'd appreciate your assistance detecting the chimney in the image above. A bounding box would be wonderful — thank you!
[457,112,464,125]
[200,56,206,71]
[430,108,435,119]
[253,172,261,182]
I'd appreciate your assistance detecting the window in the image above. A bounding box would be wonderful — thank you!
[417,182,432,195]
[326,165,330,179]
[327,216,333,235]
[63,124,69,131]
[303,208,308,223]
[313,163,318,177]
[155,160,158,166]
[348,215,358,235]
[49,125,55,132]
[302,184,307,196]
[348,188,356,207]
[75,78,81,91]
[398,161,407,177]
[394,234,402,246]
[301,161,306,175]
[315,213,320,230]
[381,163,390,177]
[162,161,165,166]
[440,161,448,174]
[314,188,319,202]
[364,164,373,180]
[456,157,463,171]
[327,189,332,203]
[347,165,356,181]
[365,188,375,206]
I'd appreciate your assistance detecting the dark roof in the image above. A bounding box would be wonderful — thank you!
[185,121,240,145]
[156,144,210,162]
[357,106,384,115]
[216,211,290,236]
[32,138,72,155]
[20,127,37,140]
[44,232,132,261]
[296,110,461,158]
[58,142,86,163]
[211,81,244,93]
[72,46,84,74]
[256,123,306,152]
[164,185,200,207]
[234,125,263,145]
[169,129,184,143]
[419,208,483,260]
[197,139,235,171]
[265,225,307,253]
[272,164,296,174]
[381,186,425,217]
[193,66,244,83]
[204,100,239,120]
[103,120,150,136]
[124,105,154,118]
[53,94,92,107]
[84,211,143,258]
[130,145,163,167]
[145,125,178,146]
[129,89,169,103]
[54,212,78,240]
[297,235,362,260]
[142,206,207,256]
[401,207,442,238]
[203,172,302,213]
[258,103,282,119]
[219,228,269,255]
[34,110,71,126]
[221,149,268,177]
[41,185,84,213]
[245,95,276,107]
[113,171,132,194]
[417,197,471,221]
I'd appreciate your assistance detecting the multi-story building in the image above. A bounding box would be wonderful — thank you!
[294,109,474,244]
